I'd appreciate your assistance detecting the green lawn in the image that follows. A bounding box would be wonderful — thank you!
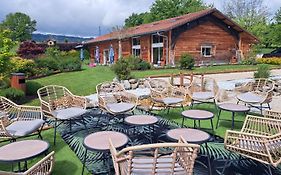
[4,63,279,174]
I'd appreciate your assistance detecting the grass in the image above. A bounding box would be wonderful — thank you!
[5,63,279,174]
[0,129,90,175]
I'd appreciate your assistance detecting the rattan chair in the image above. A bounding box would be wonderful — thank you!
[0,96,44,141]
[264,109,281,120]
[236,78,275,114]
[37,85,87,145]
[0,151,55,175]
[223,115,281,175]
[186,76,219,107]
[110,136,200,175]
[96,82,138,116]
[148,78,186,113]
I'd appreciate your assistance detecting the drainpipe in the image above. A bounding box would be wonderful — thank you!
[156,32,169,66]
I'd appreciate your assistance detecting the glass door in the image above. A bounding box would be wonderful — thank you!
[152,47,163,65]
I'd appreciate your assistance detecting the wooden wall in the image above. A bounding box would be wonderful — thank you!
[174,21,238,64]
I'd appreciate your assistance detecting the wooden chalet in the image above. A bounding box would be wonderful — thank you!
[85,8,259,66]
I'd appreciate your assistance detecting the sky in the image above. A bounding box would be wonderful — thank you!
[0,0,280,37]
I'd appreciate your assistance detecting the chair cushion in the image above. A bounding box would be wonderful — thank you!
[51,107,87,120]
[192,92,214,100]
[131,156,187,174]
[106,103,135,114]
[163,97,184,105]
[237,92,264,103]
[6,119,44,137]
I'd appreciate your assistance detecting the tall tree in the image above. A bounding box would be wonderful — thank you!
[269,7,281,46]
[1,12,36,41]
[125,13,146,28]
[223,0,269,31]
[124,0,208,27]
[146,0,207,23]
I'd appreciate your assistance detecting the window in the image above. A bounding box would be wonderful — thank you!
[201,45,212,57]
[132,37,141,57]
[152,35,163,44]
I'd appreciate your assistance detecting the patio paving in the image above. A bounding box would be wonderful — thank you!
[56,108,281,175]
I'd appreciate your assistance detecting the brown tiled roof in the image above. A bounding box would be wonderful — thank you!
[86,8,258,44]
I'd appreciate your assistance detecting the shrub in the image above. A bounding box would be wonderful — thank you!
[256,57,281,65]
[0,88,25,102]
[10,57,36,77]
[136,61,151,70]
[34,57,60,71]
[45,46,60,58]
[179,53,195,69]
[126,56,151,70]
[254,64,271,79]
[111,58,132,80]
[17,41,45,58]
[0,77,10,89]
[59,57,82,71]
[241,50,257,65]
[26,81,43,96]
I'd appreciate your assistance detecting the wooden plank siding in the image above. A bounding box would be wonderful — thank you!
[173,21,238,64]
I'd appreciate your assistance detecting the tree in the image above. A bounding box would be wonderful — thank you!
[269,7,281,46]
[147,0,207,23]
[0,29,15,79]
[223,0,269,31]
[124,0,208,27]
[17,41,45,58]
[1,12,36,41]
[125,13,146,28]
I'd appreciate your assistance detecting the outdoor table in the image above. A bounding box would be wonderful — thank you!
[82,131,128,175]
[166,128,212,175]
[0,140,49,172]
[216,103,250,130]
[125,115,158,143]
[181,109,214,130]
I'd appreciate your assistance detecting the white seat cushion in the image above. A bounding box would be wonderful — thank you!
[51,107,87,120]
[163,97,184,105]
[6,119,44,137]
[106,103,135,113]
[131,156,187,175]
[192,92,214,100]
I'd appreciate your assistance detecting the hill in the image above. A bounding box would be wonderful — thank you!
[32,32,93,43]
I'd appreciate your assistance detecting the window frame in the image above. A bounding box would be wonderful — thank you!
[132,37,141,57]
[201,45,213,57]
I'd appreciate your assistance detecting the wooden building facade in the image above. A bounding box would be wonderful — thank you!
[85,8,258,66]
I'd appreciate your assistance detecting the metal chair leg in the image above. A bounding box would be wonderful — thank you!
[54,119,57,145]
[221,152,232,174]
[216,109,221,129]
[267,164,273,175]
[82,149,87,175]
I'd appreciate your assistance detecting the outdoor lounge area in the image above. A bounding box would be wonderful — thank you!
[1,73,281,175]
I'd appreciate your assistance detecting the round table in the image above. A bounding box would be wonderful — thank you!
[82,131,128,175]
[125,115,158,143]
[166,128,212,175]
[217,103,250,130]
[181,110,214,130]
[0,140,49,171]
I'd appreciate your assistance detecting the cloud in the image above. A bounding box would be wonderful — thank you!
[0,0,153,37]
[0,0,280,37]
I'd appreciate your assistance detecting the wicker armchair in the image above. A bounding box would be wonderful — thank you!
[148,78,186,113]
[264,109,281,120]
[236,78,275,114]
[37,85,87,145]
[223,115,281,174]
[0,151,55,175]
[110,137,200,175]
[96,82,138,116]
[0,96,44,141]
[186,76,219,107]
